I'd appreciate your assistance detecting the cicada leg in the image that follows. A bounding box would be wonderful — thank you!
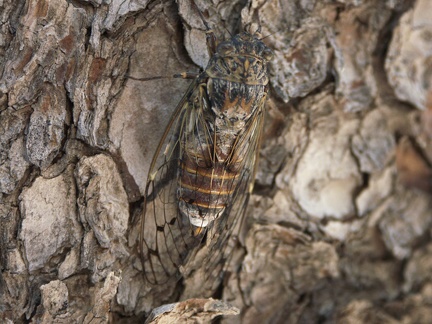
[192,2,217,55]
[174,72,201,80]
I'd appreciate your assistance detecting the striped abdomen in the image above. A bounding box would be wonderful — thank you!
[177,149,242,229]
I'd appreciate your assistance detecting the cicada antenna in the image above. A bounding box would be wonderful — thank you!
[126,72,200,82]
[261,32,277,41]
[223,25,233,38]
[125,75,167,81]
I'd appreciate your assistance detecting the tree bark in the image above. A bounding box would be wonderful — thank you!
[1,0,432,323]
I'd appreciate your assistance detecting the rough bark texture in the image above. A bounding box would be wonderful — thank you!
[1,0,432,323]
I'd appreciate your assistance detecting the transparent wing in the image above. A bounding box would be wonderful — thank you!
[208,106,265,271]
[182,103,266,288]
[140,78,206,285]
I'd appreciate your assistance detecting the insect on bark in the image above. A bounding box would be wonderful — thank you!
[139,7,273,285]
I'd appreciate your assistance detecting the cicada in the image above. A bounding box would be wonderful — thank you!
[139,10,273,286]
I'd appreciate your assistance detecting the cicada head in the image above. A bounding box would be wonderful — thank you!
[206,27,273,85]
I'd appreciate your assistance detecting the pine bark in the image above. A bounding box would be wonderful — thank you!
[1,0,432,323]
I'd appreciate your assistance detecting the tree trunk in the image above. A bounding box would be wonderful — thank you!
[1,0,432,323]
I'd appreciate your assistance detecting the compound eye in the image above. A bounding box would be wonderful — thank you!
[263,48,273,61]
[218,42,236,56]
